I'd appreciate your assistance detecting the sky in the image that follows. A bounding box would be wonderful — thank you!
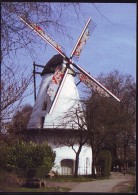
[15,3,136,106]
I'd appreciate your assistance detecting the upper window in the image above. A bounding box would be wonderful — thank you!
[42,101,47,110]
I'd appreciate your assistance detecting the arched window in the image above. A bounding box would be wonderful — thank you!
[86,157,90,175]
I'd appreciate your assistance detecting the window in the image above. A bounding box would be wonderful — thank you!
[42,101,47,110]
[40,116,45,129]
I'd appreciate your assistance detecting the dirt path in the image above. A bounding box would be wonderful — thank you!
[69,172,135,192]
[46,181,80,189]
[45,172,135,192]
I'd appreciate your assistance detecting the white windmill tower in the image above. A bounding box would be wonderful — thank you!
[19,16,120,175]
[27,54,81,130]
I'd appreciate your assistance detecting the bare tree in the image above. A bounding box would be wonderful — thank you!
[97,70,136,159]
[84,93,120,177]
[8,104,33,134]
[53,101,88,177]
[116,76,136,170]
[85,70,136,175]
[1,2,81,60]
[1,63,33,133]
[64,106,89,177]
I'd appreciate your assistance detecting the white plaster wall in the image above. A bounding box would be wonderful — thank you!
[52,145,92,175]
[43,73,80,129]
[27,72,82,130]
[27,74,52,129]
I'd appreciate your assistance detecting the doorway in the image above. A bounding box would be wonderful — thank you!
[61,159,74,175]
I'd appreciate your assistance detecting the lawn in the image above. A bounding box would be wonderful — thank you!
[44,175,95,182]
[119,179,136,193]
[13,186,70,192]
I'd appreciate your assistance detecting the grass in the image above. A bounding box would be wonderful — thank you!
[43,174,110,182]
[126,170,136,176]
[13,186,70,192]
[121,171,136,193]
[45,176,95,182]
[0,186,70,192]
[119,180,136,193]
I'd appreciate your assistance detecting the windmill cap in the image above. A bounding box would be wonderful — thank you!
[41,54,63,75]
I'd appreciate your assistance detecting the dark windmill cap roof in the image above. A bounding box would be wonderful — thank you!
[41,54,63,76]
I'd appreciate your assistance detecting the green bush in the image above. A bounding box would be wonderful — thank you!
[7,140,56,178]
[26,166,51,179]
[26,168,37,178]
[97,150,112,176]
[37,166,50,178]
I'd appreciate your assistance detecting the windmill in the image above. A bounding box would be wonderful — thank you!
[19,16,120,175]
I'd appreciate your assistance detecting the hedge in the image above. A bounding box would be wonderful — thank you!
[97,150,112,176]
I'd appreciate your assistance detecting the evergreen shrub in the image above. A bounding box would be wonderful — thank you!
[7,140,56,178]
[97,150,112,176]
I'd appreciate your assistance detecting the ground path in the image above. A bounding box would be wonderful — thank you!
[46,172,135,193]
[69,172,135,192]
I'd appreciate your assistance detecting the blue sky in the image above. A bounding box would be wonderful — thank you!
[79,3,136,77]
[16,3,136,106]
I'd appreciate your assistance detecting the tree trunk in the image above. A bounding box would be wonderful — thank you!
[124,139,127,170]
[74,144,83,177]
[91,148,97,178]
[74,153,79,177]
[92,157,96,178]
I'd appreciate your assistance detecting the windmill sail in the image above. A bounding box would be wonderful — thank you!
[47,66,68,114]
[78,72,110,97]
[19,16,120,103]
[72,63,120,102]
[70,18,96,60]
[19,16,66,58]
